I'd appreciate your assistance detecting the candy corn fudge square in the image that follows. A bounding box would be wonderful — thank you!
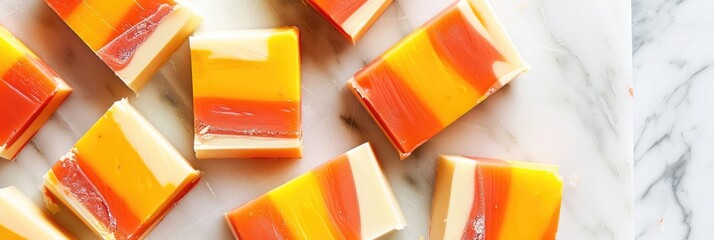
[190,28,302,159]
[430,156,562,239]
[225,143,406,239]
[44,0,203,92]
[0,26,71,160]
[348,0,529,159]
[43,100,201,240]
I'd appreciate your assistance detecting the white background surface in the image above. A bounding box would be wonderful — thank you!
[634,0,714,239]
[0,0,632,239]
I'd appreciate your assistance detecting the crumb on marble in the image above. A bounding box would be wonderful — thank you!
[518,1,529,10]
[569,174,579,189]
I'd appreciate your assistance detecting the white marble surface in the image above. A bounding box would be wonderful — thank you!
[0,0,632,239]
[634,0,714,239]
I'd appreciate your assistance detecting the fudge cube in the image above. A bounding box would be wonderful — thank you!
[0,26,72,160]
[190,28,302,159]
[44,0,203,92]
[225,143,406,239]
[348,0,529,159]
[430,156,562,239]
[306,0,392,43]
[43,99,201,240]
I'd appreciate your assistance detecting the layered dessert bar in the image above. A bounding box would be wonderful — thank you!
[0,26,72,160]
[430,155,562,239]
[225,143,406,239]
[43,99,201,240]
[348,0,529,159]
[44,0,203,92]
[190,28,302,159]
[306,0,392,43]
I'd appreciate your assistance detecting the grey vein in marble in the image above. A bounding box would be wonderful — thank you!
[635,0,714,239]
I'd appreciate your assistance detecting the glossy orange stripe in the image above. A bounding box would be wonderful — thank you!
[542,200,561,239]
[97,3,173,71]
[104,0,176,43]
[309,0,366,24]
[353,62,443,155]
[194,98,301,139]
[226,196,295,240]
[462,158,511,240]
[44,0,82,19]
[426,7,505,95]
[52,152,141,240]
[0,58,57,147]
[314,155,361,239]
[0,57,57,103]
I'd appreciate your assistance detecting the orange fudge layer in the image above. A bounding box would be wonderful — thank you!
[0,187,72,239]
[0,26,72,161]
[190,28,302,159]
[306,0,392,43]
[42,99,200,240]
[430,156,562,240]
[44,0,203,92]
[225,143,406,239]
[348,0,530,159]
